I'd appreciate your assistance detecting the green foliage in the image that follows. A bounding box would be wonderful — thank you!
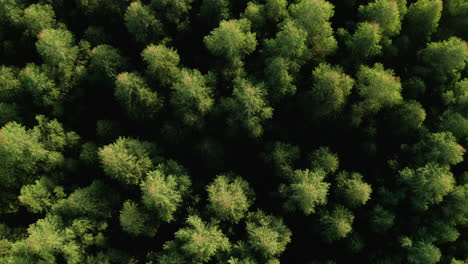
[0,0,466,262]
[264,21,308,100]
[36,29,79,69]
[264,141,300,177]
[19,177,65,213]
[89,45,127,82]
[206,174,254,223]
[124,1,162,44]
[221,78,273,138]
[406,241,442,264]
[204,19,257,73]
[140,169,191,223]
[200,0,230,27]
[119,200,157,237]
[319,205,354,243]
[9,215,109,264]
[114,72,162,119]
[0,103,22,126]
[308,147,339,174]
[307,63,354,118]
[288,0,337,59]
[419,37,468,79]
[19,63,59,108]
[346,22,383,60]
[246,211,292,259]
[359,0,402,37]
[0,66,21,102]
[405,0,443,42]
[150,0,193,26]
[265,0,288,24]
[411,132,465,165]
[52,180,119,219]
[441,184,468,225]
[22,4,56,37]
[159,215,230,264]
[98,137,157,185]
[438,111,468,142]
[280,169,330,215]
[370,205,395,233]
[265,21,308,60]
[0,122,63,189]
[389,100,427,135]
[335,171,372,208]
[0,0,23,27]
[352,63,403,125]
[141,44,181,87]
[170,69,215,126]
[399,163,455,210]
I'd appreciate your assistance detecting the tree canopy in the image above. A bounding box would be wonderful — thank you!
[0,0,466,263]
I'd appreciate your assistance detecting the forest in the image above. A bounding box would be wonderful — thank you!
[0,0,467,263]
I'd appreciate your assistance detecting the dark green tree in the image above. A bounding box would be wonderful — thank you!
[206,174,255,223]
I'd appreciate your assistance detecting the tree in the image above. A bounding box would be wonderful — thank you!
[200,0,231,28]
[306,63,354,118]
[32,115,80,152]
[36,29,79,70]
[0,103,21,126]
[335,171,372,208]
[158,215,230,263]
[411,132,465,166]
[140,169,191,223]
[352,63,402,125]
[358,0,402,38]
[438,110,468,142]
[263,141,300,178]
[264,21,308,100]
[398,163,455,210]
[204,19,257,61]
[19,63,60,108]
[150,0,193,26]
[405,0,443,42]
[288,0,337,60]
[0,0,23,28]
[308,147,339,174]
[319,205,354,243]
[345,22,383,60]
[89,45,127,82]
[119,200,157,237]
[22,4,56,37]
[221,78,273,138]
[370,205,395,233]
[141,44,181,87]
[440,184,467,225]
[124,1,162,44]
[52,180,120,219]
[206,174,255,223]
[170,69,215,126]
[242,2,266,34]
[98,137,157,185]
[405,240,441,264]
[419,37,467,80]
[265,0,288,24]
[114,72,162,119]
[18,177,66,213]
[264,57,297,101]
[388,100,427,135]
[0,66,21,102]
[279,169,330,215]
[0,120,65,213]
[246,210,292,260]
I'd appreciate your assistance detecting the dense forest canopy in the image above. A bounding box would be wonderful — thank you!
[0,0,467,263]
